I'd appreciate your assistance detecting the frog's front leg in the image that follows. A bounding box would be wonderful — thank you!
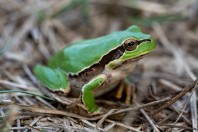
[81,74,106,113]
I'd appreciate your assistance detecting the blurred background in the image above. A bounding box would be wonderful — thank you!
[0,0,198,131]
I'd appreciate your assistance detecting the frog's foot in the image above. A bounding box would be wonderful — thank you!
[116,80,135,104]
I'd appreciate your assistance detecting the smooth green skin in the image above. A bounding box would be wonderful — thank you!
[34,65,69,92]
[82,74,106,112]
[48,25,155,73]
[34,25,156,113]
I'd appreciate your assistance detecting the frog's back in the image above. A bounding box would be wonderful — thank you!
[48,26,149,74]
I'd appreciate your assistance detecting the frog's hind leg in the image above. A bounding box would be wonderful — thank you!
[34,64,70,94]
[81,74,106,113]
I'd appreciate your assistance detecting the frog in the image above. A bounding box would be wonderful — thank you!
[34,25,156,113]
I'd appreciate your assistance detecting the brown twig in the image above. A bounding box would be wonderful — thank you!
[0,104,104,121]
[114,97,171,114]
[140,109,160,132]
[150,79,198,117]
[106,119,141,132]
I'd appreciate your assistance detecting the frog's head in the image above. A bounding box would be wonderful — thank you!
[107,25,156,69]
[120,25,156,60]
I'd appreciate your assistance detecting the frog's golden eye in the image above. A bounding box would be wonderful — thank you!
[123,39,138,51]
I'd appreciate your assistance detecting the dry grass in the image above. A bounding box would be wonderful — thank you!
[0,0,198,131]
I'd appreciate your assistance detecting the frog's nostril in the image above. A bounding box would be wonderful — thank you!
[137,39,151,44]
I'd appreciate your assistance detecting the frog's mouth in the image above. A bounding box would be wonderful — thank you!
[112,52,149,71]
[128,52,149,62]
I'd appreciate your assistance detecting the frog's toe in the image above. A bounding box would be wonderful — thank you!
[115,80,135,104]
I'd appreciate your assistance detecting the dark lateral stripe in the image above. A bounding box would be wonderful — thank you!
[71,45,125,77]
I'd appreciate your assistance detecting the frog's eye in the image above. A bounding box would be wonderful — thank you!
[123,39,138,51]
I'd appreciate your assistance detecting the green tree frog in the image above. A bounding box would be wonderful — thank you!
[34,25,156,113]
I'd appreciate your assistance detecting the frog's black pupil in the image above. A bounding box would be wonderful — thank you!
[128,42,135,46]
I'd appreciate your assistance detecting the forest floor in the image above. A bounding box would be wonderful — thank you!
[0,0,198,131]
